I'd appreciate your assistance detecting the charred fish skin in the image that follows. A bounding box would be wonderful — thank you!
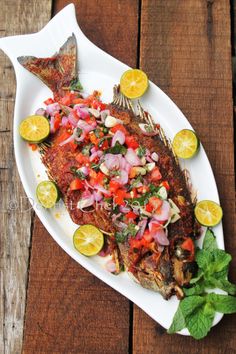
[18,34,198,300]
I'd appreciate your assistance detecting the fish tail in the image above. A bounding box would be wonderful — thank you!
[17,34,79,99]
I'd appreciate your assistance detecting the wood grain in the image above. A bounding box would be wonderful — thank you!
[0,1,52,353]
[22,1,139,353]
[133,1,236,353]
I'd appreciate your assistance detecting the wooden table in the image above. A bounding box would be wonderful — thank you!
[1,1,235,353]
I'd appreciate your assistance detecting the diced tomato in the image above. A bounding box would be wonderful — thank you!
[129,167,137,179]
[114,189,127,206]
[125,136,139,149]
[60,92,76,106]
[109,180,121,193]
[110,124,128,136]
[44,97,54,105]
[54,114,61,131]
[28,143,38,151]
[145,202,154,213]
[91,100,107,111]
[181,238,194,253]
[129,238,142,250]
[55,130,71,144]
[161,180,170,190]
[150,167,162,181]
[142,230,153,245]
[89,131,98,144]
[126,211,138,220]
[137,185,150,194]
[69,141,78,151]
[75,153,90,164]
[149,196,163,211]
[96,171,105,185]
[100,139,110,150]
[70,178,84,191]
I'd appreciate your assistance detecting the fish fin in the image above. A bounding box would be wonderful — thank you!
[17,34,78,99]
[112,85,135,114]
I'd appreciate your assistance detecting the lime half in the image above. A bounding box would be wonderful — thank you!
[120,69,149,99]
[194,200,223,227]
[19,115,50,143]
[73,224,104,256]
[36,181,59,208]
[172,129,199,159]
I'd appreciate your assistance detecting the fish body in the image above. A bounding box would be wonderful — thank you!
[18,35,199,300]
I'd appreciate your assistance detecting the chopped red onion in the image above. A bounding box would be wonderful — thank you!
[94,184,110,196]
[136,218,148,239]
[146,155,153,163]
[49,116,55,133]
[61,116,68,126]
[152,228,169,246]
[105,259,116,273]
[78,166,89,176]
[88,108,100,118]
[104,154,121,170]
[74,105,89,119]
[93,190,103,202]
[139,123,158,136]
[77,194,94,210]
[77,119,96,133]
[153,201,171,221]
[151,152,159,162]
[119,205,131,214]
[112,130,125,147]
[125,148,141,166]
[84,180,94,190]
[115,169,128,185]
[68,112,78,127]
[46,102,60,116]
[100,109,110,122]
[35,108,46,116]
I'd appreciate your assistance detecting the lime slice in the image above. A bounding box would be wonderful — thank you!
[194,200,223,227]
[36,181,59,208]
[172,129,199,159]
[73,224,104,256]
[120,69,149,99]
[19,115,50,143]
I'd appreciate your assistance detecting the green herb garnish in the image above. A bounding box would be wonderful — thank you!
[137,146,146,158]
[105,142,127,155]
[168,228,236,339]
[82,143,93,156]
[91,162,101,172]
[115,223,138,243]
[70,166,86,180]
[69,78,83,91]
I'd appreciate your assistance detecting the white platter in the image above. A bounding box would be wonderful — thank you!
[0,3,224,335]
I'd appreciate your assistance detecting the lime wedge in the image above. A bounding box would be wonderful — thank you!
[36,181,59,208]
[73,224,104,256]
[194,200,223,227]
[172,129,199,159]
[19,115,50,143]
[120,69,149,99]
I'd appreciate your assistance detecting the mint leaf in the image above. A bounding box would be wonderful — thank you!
[203,228,217,251]
[167,304,185,334]
[180,296,206,316]
[206,277,236,295]
[196,249,231,275]
[185,302,215,340]
[190,269,204,284]
[207,294,236,313]
[184,282,206,296]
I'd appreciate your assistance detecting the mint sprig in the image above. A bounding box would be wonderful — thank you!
[168,228,236,339]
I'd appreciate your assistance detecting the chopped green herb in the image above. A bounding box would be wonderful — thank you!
[76,128,83,137]
[82,143,93,156]
[91,162,101,172]
[137,146,146,158]
[115,223,138,243]
[98,136,112,147]
[69,78,83,91]
[70,167,86,180]
[105,142,127,155]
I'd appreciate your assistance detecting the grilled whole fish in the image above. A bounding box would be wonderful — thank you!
[18,35,199,300]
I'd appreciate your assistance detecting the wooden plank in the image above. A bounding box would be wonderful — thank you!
[0,1,52,353]
[22,1,139,353]
[133,0,236,352]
